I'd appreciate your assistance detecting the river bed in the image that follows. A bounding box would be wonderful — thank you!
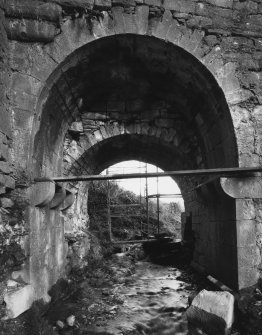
[92,260,191,334]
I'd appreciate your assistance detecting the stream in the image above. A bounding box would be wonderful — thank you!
[91,260,191,334]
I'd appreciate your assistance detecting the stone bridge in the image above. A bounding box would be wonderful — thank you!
[0,0,262,316]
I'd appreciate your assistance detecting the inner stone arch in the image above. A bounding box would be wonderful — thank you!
[29,33,242,302]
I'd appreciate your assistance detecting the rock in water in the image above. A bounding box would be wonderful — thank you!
[186,289,234,335]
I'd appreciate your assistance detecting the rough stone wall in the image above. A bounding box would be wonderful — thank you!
[0,0,261,304]
[2,0,261,168]
[0,8,27,298]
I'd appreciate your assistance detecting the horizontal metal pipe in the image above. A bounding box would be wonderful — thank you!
[110,204,142,207]
[147,193,183,198]
[34,166,262,182]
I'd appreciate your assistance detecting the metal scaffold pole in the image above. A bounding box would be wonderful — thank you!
[156,166,160,235]
[145,163,149,238]
[106,169,112,242]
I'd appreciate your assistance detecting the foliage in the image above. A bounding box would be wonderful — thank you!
[88,181,182,241]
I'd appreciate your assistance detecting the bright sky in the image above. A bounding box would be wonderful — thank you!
[102,160,184,208]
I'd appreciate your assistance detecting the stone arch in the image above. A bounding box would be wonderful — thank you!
[27,32,246,303]
[10,8,245,174]
[33,34,238,178]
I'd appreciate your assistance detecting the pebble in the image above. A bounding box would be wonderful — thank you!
[56,320,65,329]
[66,315,75,326]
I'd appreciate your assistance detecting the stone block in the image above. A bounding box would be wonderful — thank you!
[50,185,67,209]
[11,265,30,284]
[0,161,10,174]
[164,0,195,13]
[4,18,60,43]
[187,16,213,29]
[61,192,75,211]
[186,290,234,335]
[221,178,262,200]
[0,142,8,161]
[152,9,172,39]
[145,0,161,6]
[206,0,233,9]
[135,4,149,34]
[11,72,42,97]
[236,219,256,247]
[234,1,258,13]
[112,0,135,7]
[4,284,35,319]
[48,0,94,9]
[238,265,259,290]
[237,245,259,268]
[0,104,11,141]
[3,1,62,22]
[94,0,112,9]
[0,197,14,208]
[236,199,255,220]
[68,121,83,134]
[30,181,56,207]
[4,175,15,190]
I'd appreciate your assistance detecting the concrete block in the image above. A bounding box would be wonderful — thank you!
[186,290,234,335]
[4,284,35,319]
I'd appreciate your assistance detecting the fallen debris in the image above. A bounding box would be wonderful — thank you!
[186,289,235,335]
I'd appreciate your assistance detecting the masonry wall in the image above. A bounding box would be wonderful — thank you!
[0,0,261,306]
[0,8,29,299]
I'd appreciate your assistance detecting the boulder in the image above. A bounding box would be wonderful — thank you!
[186,289,234,335]
[4,284,35,319]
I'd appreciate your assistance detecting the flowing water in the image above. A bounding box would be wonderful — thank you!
[89,260,203,334]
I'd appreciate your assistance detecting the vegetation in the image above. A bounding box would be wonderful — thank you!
[88,180,182,242]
